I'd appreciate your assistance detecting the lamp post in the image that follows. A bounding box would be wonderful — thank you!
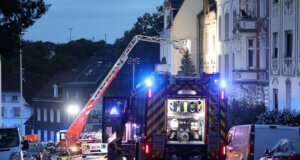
[67,104,79,122]
[128,57,140,91]
[20,35,23,137]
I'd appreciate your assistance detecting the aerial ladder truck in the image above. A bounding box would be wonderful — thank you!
[57,35,190,158]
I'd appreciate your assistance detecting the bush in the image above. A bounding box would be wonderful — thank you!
[227,99,266,130]
[257,109,300,126]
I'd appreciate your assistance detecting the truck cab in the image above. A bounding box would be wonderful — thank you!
[0,128,23,160]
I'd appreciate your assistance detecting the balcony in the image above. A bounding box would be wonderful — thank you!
[233,18,257,33]
[233,69,268,84]
[283,57,294,75]
[272,58,279,74]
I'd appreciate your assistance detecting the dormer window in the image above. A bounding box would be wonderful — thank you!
[53,83,58,97]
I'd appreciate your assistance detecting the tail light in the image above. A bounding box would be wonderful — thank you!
[220,144,226,158]
[148,89,152,98]
[221,90,225,100]
[144,143,151,156]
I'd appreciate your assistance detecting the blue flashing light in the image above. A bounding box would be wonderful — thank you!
[144,78,153,87]
[220,80,226,88]
[110,106,119,115]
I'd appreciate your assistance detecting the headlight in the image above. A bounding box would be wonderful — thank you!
[71,146,78,152]
[10,152,21,160]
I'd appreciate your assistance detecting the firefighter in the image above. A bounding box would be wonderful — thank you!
[47,140,56,159]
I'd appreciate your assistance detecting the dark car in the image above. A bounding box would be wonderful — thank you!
[260,139,300,160]
[29,143,43,160]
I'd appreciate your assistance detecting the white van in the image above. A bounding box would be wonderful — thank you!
[226,125,300,160]
[0,128,23,160]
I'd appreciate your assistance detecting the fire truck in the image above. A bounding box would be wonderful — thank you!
[128,72,227,160]
[57,35,190,158]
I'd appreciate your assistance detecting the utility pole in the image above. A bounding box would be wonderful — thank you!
[104,34,107,43]
[68,28,73,41]
[0,55,2,128]
[20,37,23,136]
[128,57,140,91]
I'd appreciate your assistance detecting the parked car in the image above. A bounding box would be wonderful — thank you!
[0,128,23,160]
[29,143,43,160]
[23,150,36,160]
[260,139,300,160]
[226,125,300,160]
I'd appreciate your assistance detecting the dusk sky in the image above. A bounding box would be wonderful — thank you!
[23,0,163,44]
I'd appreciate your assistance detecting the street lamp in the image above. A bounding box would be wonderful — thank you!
[67,105,79,115]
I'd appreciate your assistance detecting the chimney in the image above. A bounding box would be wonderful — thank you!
[53,83,58,98]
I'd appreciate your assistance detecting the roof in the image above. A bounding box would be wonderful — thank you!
[170,0,184,18]
[33,56,112,99]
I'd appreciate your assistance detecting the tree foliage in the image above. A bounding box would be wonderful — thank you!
[257,109,300,126]
[0,0,50,56]
[179,51,196,76]
[227,99,266,130]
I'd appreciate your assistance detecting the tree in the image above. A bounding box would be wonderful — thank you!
[227,99,266,130]
[105,6,164,96]
[257,109,299,126]
[0,0,50,56]
[179,51,196,76]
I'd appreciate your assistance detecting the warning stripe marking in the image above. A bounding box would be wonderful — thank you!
[147,89,165,106]
[146,115,165,136]
[147,98,165,117]
[147,107,164,128]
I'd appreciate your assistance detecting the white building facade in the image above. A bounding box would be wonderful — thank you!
[269,0,300,111]
[2,92,33,136]
[216,0,269,104]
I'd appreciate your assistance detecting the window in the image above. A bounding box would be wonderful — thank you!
[44,130,47,142]
[31,129,34,134]
[12,96,18,101]
[38,130,41,141]
[76,92,79,99]
[2,107,5,117]
[50,131,55,142]
[13,107,20,117]
[57,109,60,123]
[219,16,222,40]
[225,55,229,80]
[37,108,41,121]
[50,109,54,122]
[225,13,229,40]
[232,53,235,69]
[286,80,291,109]
[247,39,256,69]
[248,50,254,68]
[43,108,47,122]
[285,31,293,57]
[233,126,251,145]
[273,32,278,58]
[218,55,222,72]
[273,89,278,110]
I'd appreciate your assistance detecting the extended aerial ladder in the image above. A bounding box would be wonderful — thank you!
[66,35,190,145]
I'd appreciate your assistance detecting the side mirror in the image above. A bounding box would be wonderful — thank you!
[264,148,270,155]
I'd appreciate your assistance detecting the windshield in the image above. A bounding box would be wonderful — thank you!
[0,128,19,149]
[29,144,39,154]
[36,143,44,150]
[291,140,300,151]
